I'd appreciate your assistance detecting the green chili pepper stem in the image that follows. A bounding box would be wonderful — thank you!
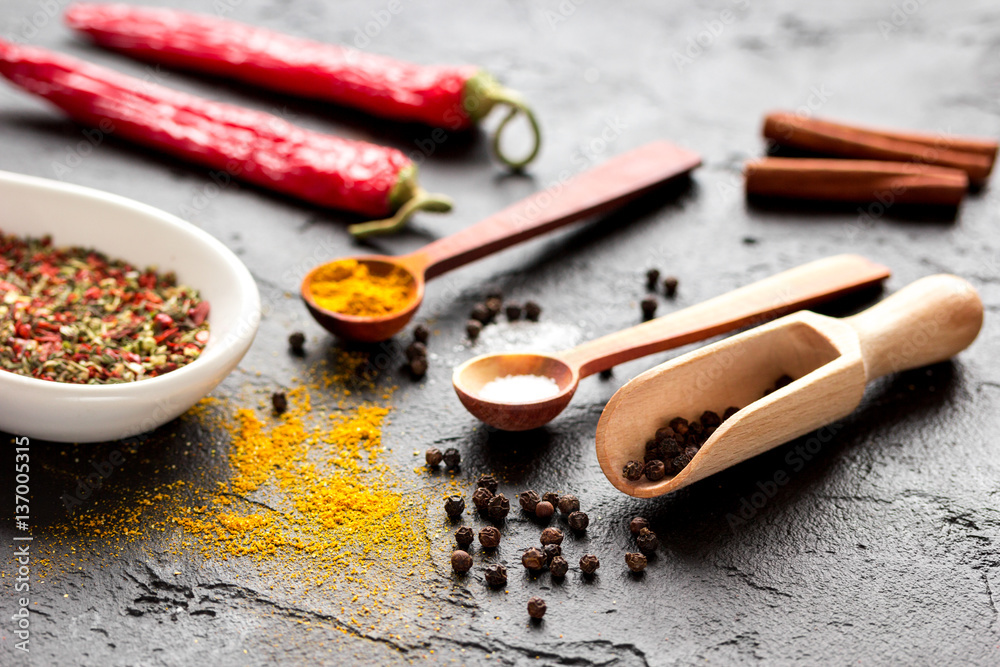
[464,71,542,171]
[349,188,454,238]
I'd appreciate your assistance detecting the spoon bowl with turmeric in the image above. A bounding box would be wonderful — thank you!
[301,141,703,342]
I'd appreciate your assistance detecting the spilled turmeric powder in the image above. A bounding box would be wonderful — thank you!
[309,258,415,317]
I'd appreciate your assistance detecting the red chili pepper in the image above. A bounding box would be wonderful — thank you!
[64,3,541,170]
[0,39,452,237]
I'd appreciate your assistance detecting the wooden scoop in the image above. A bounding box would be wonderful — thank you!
[596,274,983,498]
[453,254,890,431]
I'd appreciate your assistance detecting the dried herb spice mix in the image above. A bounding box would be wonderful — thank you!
[0,232,209,384]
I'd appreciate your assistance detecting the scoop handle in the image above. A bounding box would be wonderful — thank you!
[562,254,890,377]
[416,141,701,279]
[846,274,983,381]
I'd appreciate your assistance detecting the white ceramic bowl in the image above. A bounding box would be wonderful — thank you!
[0,171,260,442]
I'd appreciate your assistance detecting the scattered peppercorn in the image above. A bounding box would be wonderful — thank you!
[271,391,288,415]
[669,417,689,436]
[567,511,589,532]
[671,450,693,472]
[636,527,659,556]
[484,563,507,588]
[455,526,474,549]
[625,552,647,573]
[425,448,443,467]
[622,460,644,481]
[477,474,499,494]
[479,526,501,549]
[534,501,554,519]
[444,495,465,518]
[522,547,546,572]
[287,331,306,355]
[451,550,473,574]
[640,296,657,320]
[443,448,461,469]
[542,544,562,562]
[599,368,613,379]
[557,495,580,516]
[663,276,679,298]
[472,487,494,513]
[527,596,547,619]
[644,459,666,481]
[485,297,503,320]
[413,324,430,344]
[406,341,427,361]
[519,490,541,513]
[487,493,510,521]
[408,356,428,378]
[486,287,504,301]
[466,319,483,341]
[549,556,569,578]
[505,303,522,321]
[629,517,649,535]
[540,527,564,546]
[470,303,491,324]
[524,301,542,321]
[579,554,600,575]
[700,410,721,428]
[542,492,560,506]
[646,268,661,291]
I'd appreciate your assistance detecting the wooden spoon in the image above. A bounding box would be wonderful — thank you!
[301,141,701,342]
[453,254,890,431]
[596,274,983,498]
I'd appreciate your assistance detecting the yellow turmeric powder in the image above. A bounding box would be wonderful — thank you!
[309,258,415,317]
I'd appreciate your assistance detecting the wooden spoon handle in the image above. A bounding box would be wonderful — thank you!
[845,274,983,381]
[561,254,890,377]
[417,141,701,279]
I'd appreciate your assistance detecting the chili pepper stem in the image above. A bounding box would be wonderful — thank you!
[465,71,542,171]
[348,189,454,238]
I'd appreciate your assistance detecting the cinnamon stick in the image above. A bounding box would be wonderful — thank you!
[763,111,997,182]
[744,157,968,206]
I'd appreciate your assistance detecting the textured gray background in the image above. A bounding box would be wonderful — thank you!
[2,0,1000,665]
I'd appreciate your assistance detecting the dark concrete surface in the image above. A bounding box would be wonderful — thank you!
[2,0,1000,665]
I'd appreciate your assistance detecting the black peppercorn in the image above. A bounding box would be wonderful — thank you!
[408,357,428,378]
[775,374,793,390]
[444,495,465,518]
[542,492,560,506]
[700,410,721,428]
[672,451,693,473]
[646,268,660,291]
[466,319,483,341]
[567,511,589,532]
[485,297,503,320]
[640,296,657,320]
[644,439,665,463]
[455,526,474,549]
[488,493,510,521]
[477,474,499,494]
[443,448,461,469]
[557,495,580,516]
[534,501,554,519]
[540,527,564,546]
[486,287,504,302]
[625,552,647,573]
[524,301,542,321]
[505,303,522,321]
[723,406,739,421]
[527,596,547,619]
[688,421,704,438]
[425,448,443,467]
[629,517,649,535]
[287,331,306,355]
[413,324,430,344]
[478,526,501,549]
[542,544,562,562]
[599,368,613,379]
[660,437,683,459]
[669,417,689,436]
[522,547,546,572]
[470,303,491,324]
[654,426,675,442]
[406,341,427,362]
[663,276,679,298]
[519,490,541,513]
[636,527,659,556]
[579,554,600,575]
[451,550,472,574]
[622,460,644,481]
[472,487,493,513]
[644,459,666,481]
[271,391,288,415]
[684,445,699,458]
[484,563,507,588]
[549,556,569,578]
